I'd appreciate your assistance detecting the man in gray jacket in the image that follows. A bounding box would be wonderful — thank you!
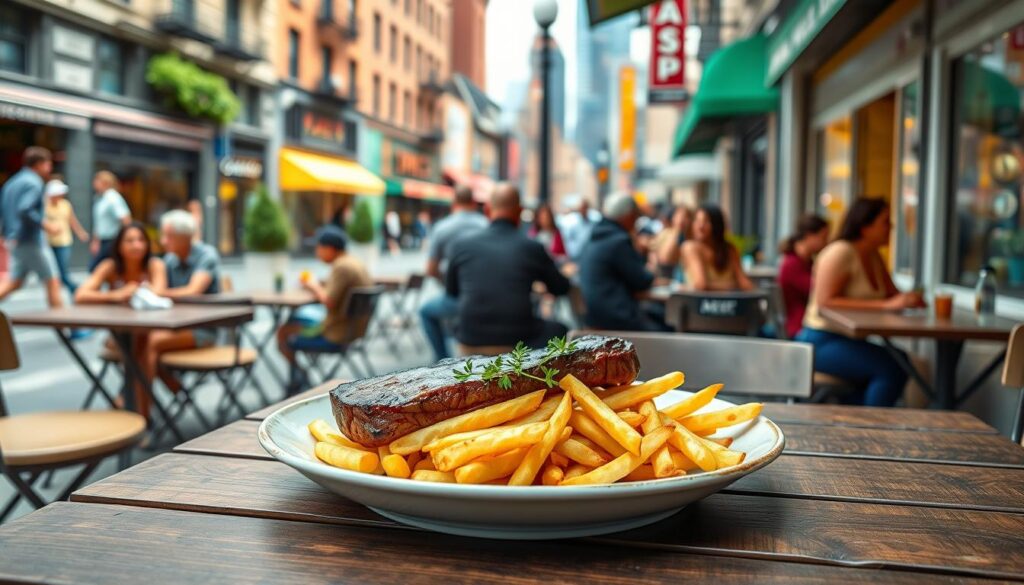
[0,147,62,307]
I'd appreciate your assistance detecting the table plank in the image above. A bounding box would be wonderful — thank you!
[11,305,254,331]
[604,493,1024,580]
[727,454,1024,513]
[3,503,989,585]
[781,423,1024,467]
[247,290,318,307]
[174,420,268,460]
[246,381,337,420]
[819,307,1017,341]
[763,403,997,434]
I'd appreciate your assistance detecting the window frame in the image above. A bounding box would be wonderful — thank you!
[288,28,300,80]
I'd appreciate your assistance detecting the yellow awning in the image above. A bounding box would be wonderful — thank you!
[279,148,386,195]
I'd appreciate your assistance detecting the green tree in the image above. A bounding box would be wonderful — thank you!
[243,185,290,252]
[347,199,375,244]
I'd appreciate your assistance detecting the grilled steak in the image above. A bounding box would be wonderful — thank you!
[330,335,639,447]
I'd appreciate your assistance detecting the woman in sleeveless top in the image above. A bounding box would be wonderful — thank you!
[796,198,925,406]
[680,205,754,291]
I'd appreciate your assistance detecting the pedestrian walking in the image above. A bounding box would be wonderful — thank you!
[0,146,63,307]
[44,178,90,294]
[89,170,131,271]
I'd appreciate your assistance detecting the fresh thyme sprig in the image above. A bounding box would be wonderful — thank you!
[452,336,580,389]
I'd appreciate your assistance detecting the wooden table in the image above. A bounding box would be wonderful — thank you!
[819,307,1019,409]
[11,305,254,442]
[2,388,1022,583]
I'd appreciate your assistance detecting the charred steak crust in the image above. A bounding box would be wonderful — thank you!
[329,335,640,447]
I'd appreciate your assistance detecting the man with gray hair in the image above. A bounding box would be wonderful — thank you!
[578,192,670,331]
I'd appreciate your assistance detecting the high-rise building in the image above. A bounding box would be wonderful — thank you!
[449,0,487,90]
[575,0,636,164]
[530,33,565,138]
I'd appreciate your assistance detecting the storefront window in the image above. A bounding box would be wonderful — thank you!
[0,5,27,74]
[895,81,921,275]
[948,27,1024,297]
[96,38,123,95]
[816,115,853,230]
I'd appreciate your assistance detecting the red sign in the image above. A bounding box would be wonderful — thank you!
[1011,25,1024,50]
[302,112,346,145]
[649,0,687,103]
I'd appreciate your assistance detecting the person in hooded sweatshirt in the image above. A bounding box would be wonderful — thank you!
[578,193,671,331]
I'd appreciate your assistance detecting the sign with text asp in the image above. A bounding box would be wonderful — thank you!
[649,0,688,104]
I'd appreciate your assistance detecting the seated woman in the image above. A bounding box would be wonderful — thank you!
[777,214,830,338]
[680,205,754,291]
[797,198,925,407]
[529,204,566,262]
[75,222,167,415]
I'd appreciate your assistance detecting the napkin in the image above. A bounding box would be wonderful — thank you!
[130,286,174,311]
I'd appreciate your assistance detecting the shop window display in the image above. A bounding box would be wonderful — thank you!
[816,115,853,231]
[895,81,921,276]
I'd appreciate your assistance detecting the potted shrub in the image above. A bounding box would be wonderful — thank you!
[345,198,379,264]
[242,184,292,290]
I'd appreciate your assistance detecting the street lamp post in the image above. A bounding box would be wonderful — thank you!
[533,0,557,204]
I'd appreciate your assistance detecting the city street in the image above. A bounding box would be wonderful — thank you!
[0,247,435,522]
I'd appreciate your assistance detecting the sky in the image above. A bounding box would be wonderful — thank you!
[485,0,580,131]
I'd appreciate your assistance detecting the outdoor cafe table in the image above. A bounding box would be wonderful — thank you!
[10,305,254,443]
[1,381,1023,583]
[819,306,1019,409]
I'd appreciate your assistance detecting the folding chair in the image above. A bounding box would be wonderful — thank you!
[1001,324,1024,445]
[666,290,769,337]
[374,274,427,352]
[569,329,814,402]
[0,311,146,523]
[80,344,122,410]
[294,286,383,386]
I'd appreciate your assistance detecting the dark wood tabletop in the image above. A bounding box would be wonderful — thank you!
[10,304,254,331]
[1,397,1022,583]
[819,306,1019,341]
[247,290,318,308]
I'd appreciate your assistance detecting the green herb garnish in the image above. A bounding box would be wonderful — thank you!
[452,336,580,389]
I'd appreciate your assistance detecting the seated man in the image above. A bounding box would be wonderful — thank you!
[276,225,371,393]
[446,183,570,350]
[142,209,222,393]
[578,193,670,332]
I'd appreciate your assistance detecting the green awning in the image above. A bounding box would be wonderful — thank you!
[672,34,779,157]
[961,61,1021,138]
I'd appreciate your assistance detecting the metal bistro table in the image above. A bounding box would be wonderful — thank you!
[819,306,1019,409]
[0,383,1021,583]
[11,305,254,443]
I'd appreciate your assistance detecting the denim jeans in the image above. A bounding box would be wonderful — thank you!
[796,328,907,407]
[420,294,459,361]
[50,245,76,293]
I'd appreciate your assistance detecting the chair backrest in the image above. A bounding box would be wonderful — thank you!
[1002,324,1024,387]
[766,283,789,340]
[0,311,19,417]
[340,285,385,343]
[667,290,768,336]
[406,273,426,290]
[570,329,813,399]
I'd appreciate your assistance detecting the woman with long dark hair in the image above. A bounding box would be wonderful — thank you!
[76,222,167,304]
[777,214,830,338]
[797,197,924,406]
[529,203,566,260]
[680,205,754,291]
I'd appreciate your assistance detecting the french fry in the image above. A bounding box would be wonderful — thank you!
[509,394,562,425]
[541,464,564,486]
[681,403,763,434]
[414,457,436,471]
[454,447,528,484]
[422,426,512,453]
[669,450,700,472]
[616,411,647,427]
[697,436,746,468]
[381,454,412,478]
[549,452,570,468]
[603,372,685,411]
[640,401,677,478]
[411,470,456,483]
[553,437,609,468]
[560,426,672,486]
[660,413,716,472]
[660,383,724,420]
[433,422,549,472]
[624,465,657,482]
[564,463,592,480]
[389,389,546,455]
[378,445,391,459]
[308,419,370,451]
[406,451,422,469]
[707,437,734,447]
[509,392,573,486]
[569,411,627,457]
[314,441,379,473]
[561,375,643,455]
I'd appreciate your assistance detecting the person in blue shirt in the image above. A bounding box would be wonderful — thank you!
[0,147,63,308]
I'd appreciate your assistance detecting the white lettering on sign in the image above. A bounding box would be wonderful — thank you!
[698,299,738,316]
[649,0,687,102]
[219,157,264,179]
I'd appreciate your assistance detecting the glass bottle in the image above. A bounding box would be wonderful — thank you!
[974,265,997,315]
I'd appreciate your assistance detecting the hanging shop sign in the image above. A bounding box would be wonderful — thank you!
[219,156,264,179]
[649,0,688,104]
[286,105,357,156]
[618,65,637,172]
[394,148,432,180]
[586,0,655,26]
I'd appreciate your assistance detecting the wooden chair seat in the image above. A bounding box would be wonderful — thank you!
[457,344,515,357]
[0,411,146,467]
[160,346,257,371]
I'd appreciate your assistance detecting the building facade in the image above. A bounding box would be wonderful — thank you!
[0,0,277,262]
[449,0,486,90]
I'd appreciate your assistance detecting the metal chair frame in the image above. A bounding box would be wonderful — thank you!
[1001,324,1024,444]
[294,286,384,388]
[665,290,769,337]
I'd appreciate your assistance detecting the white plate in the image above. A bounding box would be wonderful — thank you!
[258,390,785,540]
